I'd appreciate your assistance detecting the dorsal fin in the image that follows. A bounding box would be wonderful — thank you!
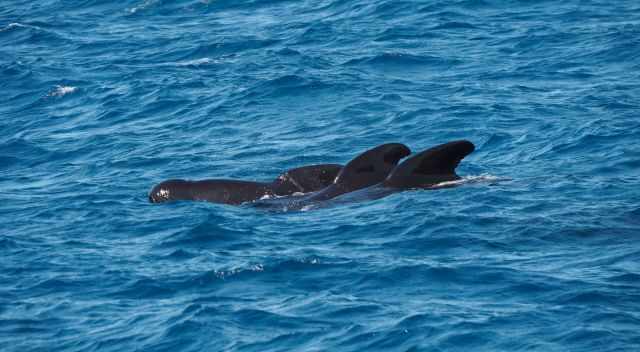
[333,143,411,190]
[271,164,343,195]
[384,140,475,188]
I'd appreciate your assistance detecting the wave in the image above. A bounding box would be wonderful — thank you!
[344,52,460,69]
[47,85,77,97]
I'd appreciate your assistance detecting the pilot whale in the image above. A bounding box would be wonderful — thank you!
[294,143,411,202]
[149,163,342,205]
[253,140,475,211]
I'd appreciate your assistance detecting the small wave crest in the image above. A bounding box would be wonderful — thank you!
[0,23,28,32]
[174,58,217,67]
[431,174,508,188]
[128,0,158,14]
[48,85,77,97]
[257,191,306,202]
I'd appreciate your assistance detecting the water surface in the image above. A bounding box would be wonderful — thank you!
[2,0,640,351]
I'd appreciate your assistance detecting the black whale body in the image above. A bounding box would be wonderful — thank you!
[149,163,342,205]
[148,140,475,209]
[297,143,412,202]
[383,140,475,189]
[252,140,475,211]
[251,143,412,209]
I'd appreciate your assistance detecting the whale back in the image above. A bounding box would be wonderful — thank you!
[271,164,342,195]
[383,140,475,189]
[149,164,343,205]
[149,179,271,204]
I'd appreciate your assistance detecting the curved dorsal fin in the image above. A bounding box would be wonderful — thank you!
[384,140,475,188]
[333,143,411,190]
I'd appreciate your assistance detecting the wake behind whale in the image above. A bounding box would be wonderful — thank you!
[257,174,504,212]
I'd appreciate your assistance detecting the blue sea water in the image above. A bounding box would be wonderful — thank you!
[2,0,640,350]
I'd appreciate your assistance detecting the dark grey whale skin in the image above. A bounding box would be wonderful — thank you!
[253,140,475,211]
[149,140,475,209]
[148,164,342,205]
[302,143,412,202]
[383,140,475,189]
[252,143,412,210]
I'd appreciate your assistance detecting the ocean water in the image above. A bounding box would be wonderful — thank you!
[2,0,640,350]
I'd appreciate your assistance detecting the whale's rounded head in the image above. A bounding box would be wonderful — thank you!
[333,143,411,191]
[149,179,191,203]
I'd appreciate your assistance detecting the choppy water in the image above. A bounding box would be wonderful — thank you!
[2,0,640,351]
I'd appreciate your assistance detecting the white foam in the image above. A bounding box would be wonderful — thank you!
[1,23,27,32]
[158,188,170,199]
[1,22,48,34]
[216,263,264,279]
[431,174,508,188]
[175,58,216,66]
[48,85,77,97]
[259,194,274,200]
[128,0,157,14]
